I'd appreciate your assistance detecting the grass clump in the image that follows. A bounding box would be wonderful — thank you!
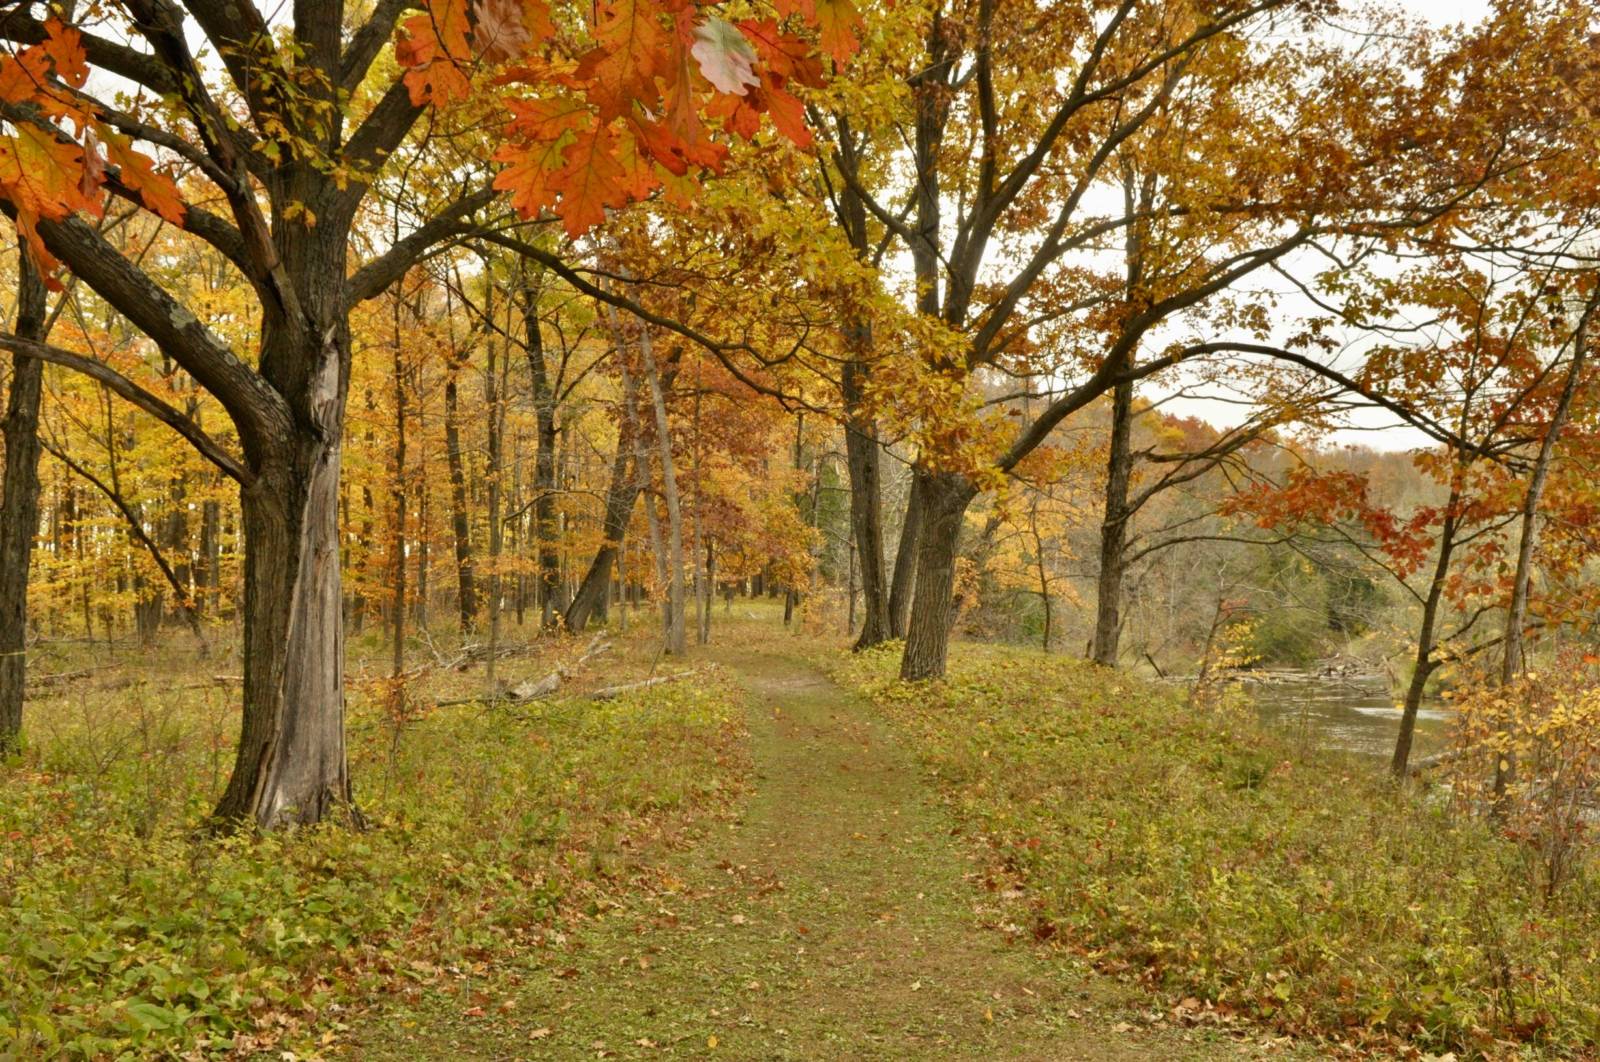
[1,657,747,1058]
[830,642,1600,1058]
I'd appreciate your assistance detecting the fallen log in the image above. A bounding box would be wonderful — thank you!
[587,670,701,701]
[26,667,102,689]
[436,636,613,708]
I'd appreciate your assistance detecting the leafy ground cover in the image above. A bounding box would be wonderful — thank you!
[1,633,746,1057]
[828,643,1600,1058]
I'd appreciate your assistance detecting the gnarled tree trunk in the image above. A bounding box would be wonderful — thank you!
[214,429,353,827]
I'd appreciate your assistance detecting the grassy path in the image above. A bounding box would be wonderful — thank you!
[355,640,1275,1059]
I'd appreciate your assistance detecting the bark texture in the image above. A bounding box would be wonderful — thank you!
[899,471,977,681]
[887,472,925,639]
[1090,368,1134,666]
[0,250,47,754]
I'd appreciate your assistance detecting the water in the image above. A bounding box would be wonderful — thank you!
[1244,671,1452,760]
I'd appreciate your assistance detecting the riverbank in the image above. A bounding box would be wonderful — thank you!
[829,643,1600,1057]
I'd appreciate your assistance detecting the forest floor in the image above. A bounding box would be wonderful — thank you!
[353,621,1296,1060]
[10,607,1588,1059]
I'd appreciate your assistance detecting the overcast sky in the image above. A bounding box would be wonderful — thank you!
[1148,0,1503,452]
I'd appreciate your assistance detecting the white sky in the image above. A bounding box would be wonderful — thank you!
[1149,0,1499,452]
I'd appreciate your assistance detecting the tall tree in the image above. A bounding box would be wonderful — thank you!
[0,244,47,754]
[0,0,848,825]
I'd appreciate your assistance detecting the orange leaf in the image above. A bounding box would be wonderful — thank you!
[99,128,186,225]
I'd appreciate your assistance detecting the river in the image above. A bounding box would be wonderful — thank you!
[1244,671,1452,760]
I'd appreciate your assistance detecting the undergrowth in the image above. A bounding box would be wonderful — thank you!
[829,643,1600,1058]
[0,648,748,1058]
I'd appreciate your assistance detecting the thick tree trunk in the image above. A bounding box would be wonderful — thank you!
[888,471,925,639]
[899,471,977,681]
[213,213,357,829]
[213,441,354,827]
[1091,369,1135,666]
[443,373,478,632]
[0,250,47,754]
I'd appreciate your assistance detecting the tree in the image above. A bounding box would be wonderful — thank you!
[0,0,849,825]
[0,242,47,754]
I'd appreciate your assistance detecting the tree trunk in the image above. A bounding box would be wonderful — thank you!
[888,471,925,638]
[213,439,354,827]
[390,334,407,679]
[691,378,709,643]
[566,367,640,633]
[1033,504,1052,651]
[783,414,804,627]
[700,538,715,643]
[1492,300,1592,804]
[639,327,686,655]
[485,337,507,689]
[0,249,47,754]
[1091,367,1135,666]
[200,493,221,614]
[524,301,561,628]
[842,361,891,648]
[443,372,477,632]
[899,470,977,681]
[1391,486,1461,779]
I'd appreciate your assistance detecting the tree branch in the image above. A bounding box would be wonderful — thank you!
[0,333,252,484]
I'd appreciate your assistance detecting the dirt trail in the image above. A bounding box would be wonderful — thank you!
[357,642,1278,1060]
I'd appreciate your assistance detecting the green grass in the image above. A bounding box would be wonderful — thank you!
[828,642,1600,1058]
[0,635,748,1058]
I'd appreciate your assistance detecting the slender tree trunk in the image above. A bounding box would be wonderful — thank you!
[201,492,221,614]
[522,285,561,629]
[701,538,715,643]
[639,327,686,655]
[784,414,804,626]
[390,333,407,679]
[485,338,507,689]
[842,360,891,648]
[0,249,47,754]
[1091,368,1135,666]
[566,366,640,632]
[1392,486,1462,779]
[443,371,477,632]
[900,470,978,680]
[691,376,709,643]
[888,471,925,638]
[1033,505,1051,652]
[1492,302,1592,804]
